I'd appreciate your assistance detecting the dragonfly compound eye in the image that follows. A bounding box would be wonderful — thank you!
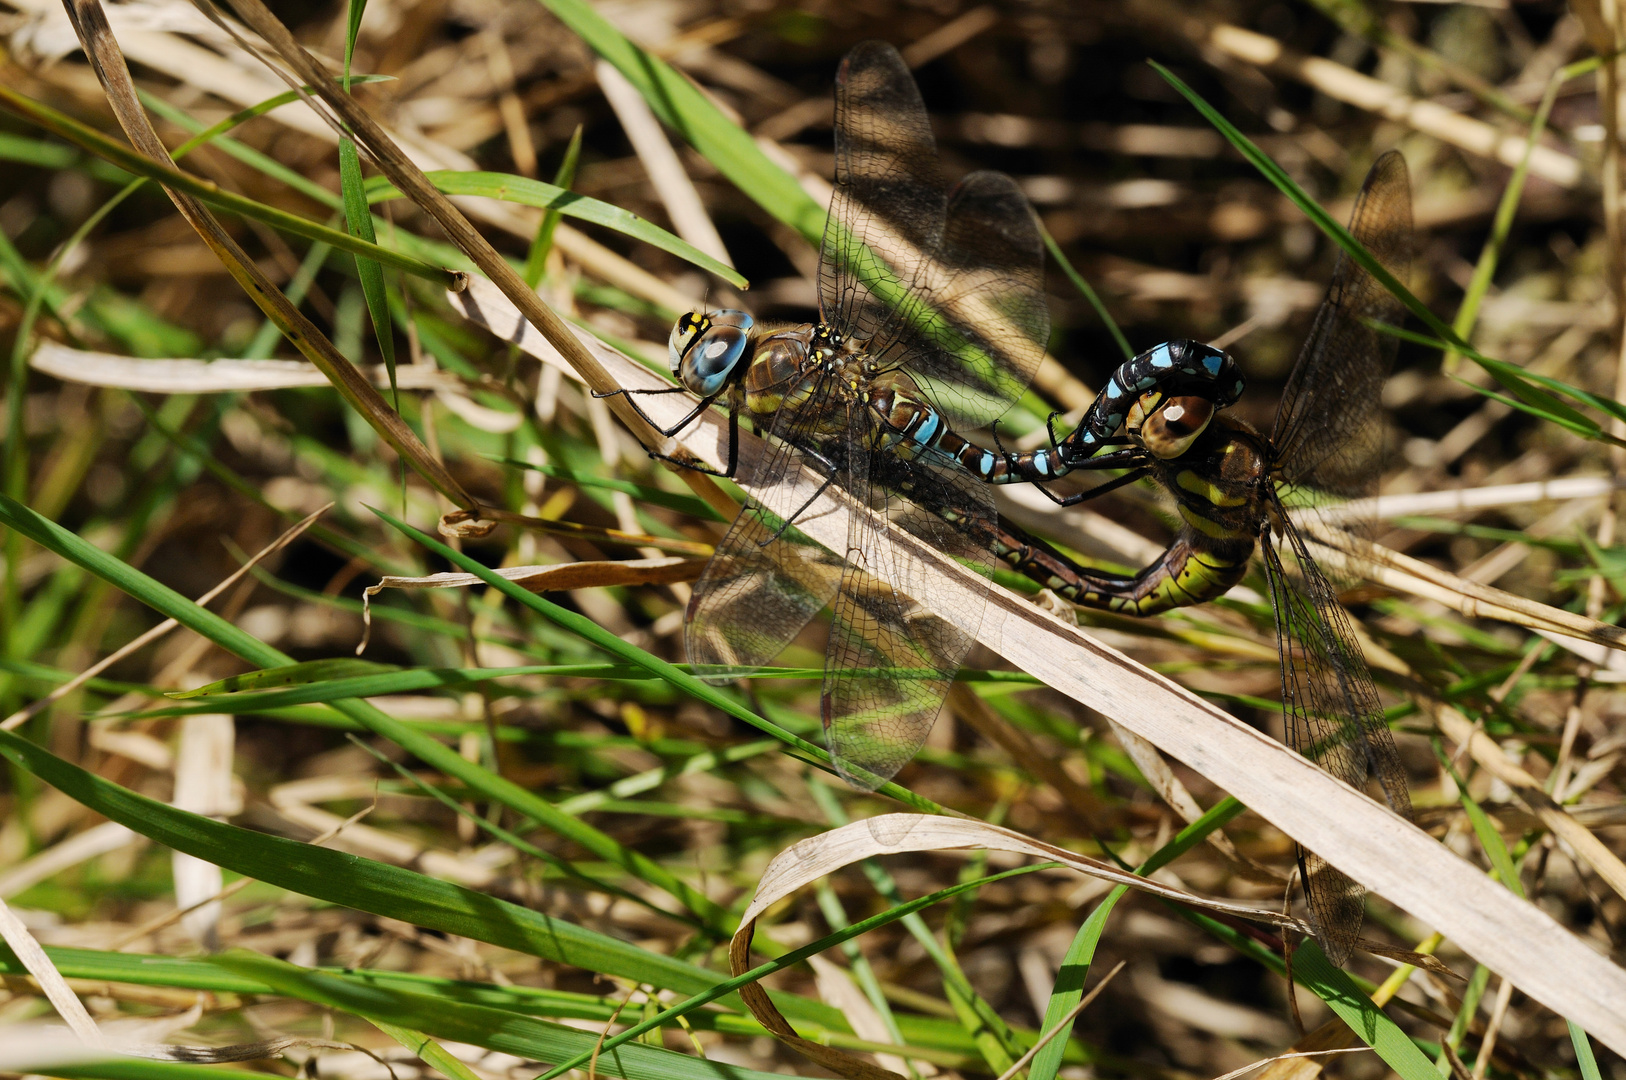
[1138,394,1214,459]
[670,310,753,395]
[668,312,707,374]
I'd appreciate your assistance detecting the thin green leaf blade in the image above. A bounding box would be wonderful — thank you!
[340,135,397,397]
[367,170,745,286]
[526,124,583,288]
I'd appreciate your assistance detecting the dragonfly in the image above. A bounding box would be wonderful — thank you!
[603,40,1050,791]
[988,152,1414,966]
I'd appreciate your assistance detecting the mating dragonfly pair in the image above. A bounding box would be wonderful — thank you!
[606,41,1411,966]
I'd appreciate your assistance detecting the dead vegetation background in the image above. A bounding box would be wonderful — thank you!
[0,0,1624,1079]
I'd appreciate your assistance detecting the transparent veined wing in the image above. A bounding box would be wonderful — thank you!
[818,41,1048,431]
[819,427,999,790]
[1271,150,1411,501]
[685,380,848,682]
[1261,518,1411,966]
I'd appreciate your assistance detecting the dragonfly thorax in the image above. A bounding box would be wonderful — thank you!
[1138,414,1273,546]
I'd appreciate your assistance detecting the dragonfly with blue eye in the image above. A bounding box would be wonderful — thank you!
[651,311,1248,499]
[602,39,1056,792]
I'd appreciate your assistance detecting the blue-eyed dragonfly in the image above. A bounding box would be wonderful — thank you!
[985,151,1414,965]
[604,40,1050,790]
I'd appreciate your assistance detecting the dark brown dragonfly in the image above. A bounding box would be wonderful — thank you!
[989,152,1415,964]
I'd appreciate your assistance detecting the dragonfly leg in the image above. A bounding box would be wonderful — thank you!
[1044,410,1065,451]
[1036,463,1149,507]
[756,447,840,545]
[647,450,737,479]
[642,398,744,479]
[988,419,1024,476]
[597,385,721,439]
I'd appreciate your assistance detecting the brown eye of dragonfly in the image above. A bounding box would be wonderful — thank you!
[1138,395,1214,459]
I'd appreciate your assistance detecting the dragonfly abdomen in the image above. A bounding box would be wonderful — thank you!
[994,525,1253,616]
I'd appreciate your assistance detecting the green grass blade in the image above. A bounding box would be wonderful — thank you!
[344,0,367,80]
[1041,224,1132,361]
[168,658,399,697]
[210,950,789,1080]
[1379,324,1626,448]
[1029,799,1245,1080]
[367,170,743,287]
[341,136,398,399]
[141,666,610,713]
[526,124,582,288]
[1287,944,1439,1080]
[0,84,457,288]
[1434,744,1524,897]
[373,1021,486,1080]
[1443,59,1590,371]
[39,1064,289,1080]
[534,0,825,243]
[1570,1020,1603,1080]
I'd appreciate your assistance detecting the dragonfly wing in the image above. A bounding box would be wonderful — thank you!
[820,436,997,790]
[820,41,943,353]
[1261,524,1411,966]
[685,392,846,682]
[820,42,1046,430]
[1271,150,1411,501]
[903,170,1049,428]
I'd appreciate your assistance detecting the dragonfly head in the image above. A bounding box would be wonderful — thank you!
[1128,392,1215,459]
[669,309,754,397]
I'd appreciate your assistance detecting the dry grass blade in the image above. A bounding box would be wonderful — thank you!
[449,507,715,556]
[1433,703,1626,903]
[204,0,694,471]
[597,59,731,265]
[366,557,710,597]
[449,276,1626,1053]
[0,820,136,897]
[1303,528,1626,652]
[728,816,1307,1079]
[1215,1047,1369,1080]
[57,0,475,509]
[0,894,105,1046]
[1323,477,1626,523]
[32,343,466,394]
[360,556,709,650]
[1137,0,1583,187]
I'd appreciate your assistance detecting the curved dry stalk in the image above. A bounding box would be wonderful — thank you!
[727,815,1311,1080]
[450,275,1626,1054]
[1301,526,1626,654]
